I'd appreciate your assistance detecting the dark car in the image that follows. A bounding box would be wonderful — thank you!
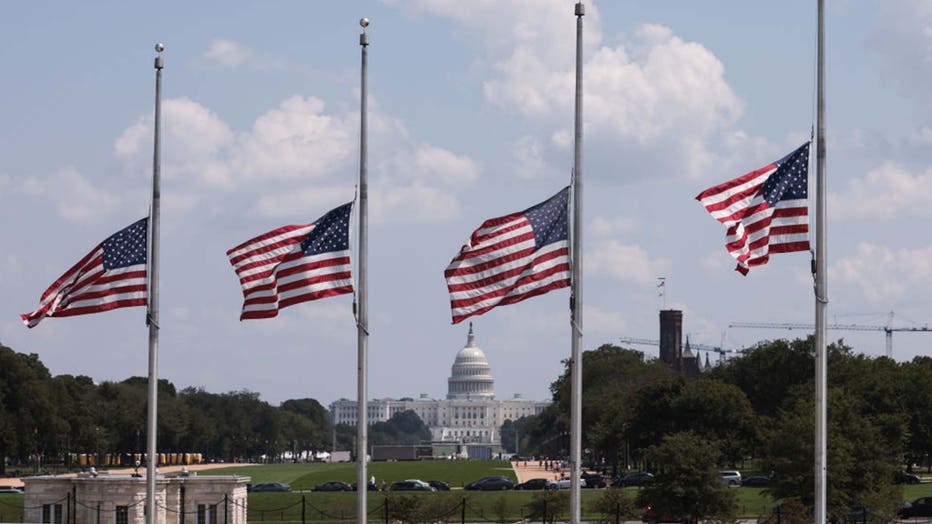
[741,475,772,487]
[514,478,556,491]
[251,482,292,492]
[311,481,352,492]
[900,497,932,519]
[464,476,514,491]
[390,480,434,492]
[615,472,654,487]
[352,482,378,492]
[581,472,606,488]
[427,480,450,491]
[895,471,921,484]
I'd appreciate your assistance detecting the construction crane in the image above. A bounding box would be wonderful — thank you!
[730,312,931,359]
[618,337,744,366]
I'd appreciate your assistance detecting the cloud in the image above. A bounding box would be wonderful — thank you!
[113,94,476,222]
[829,163,932,220]
[19,168,122,222]
[587,240,671,284]
[200,39,289,71]
[868,0,932,102]
[232,96,355,182]
[511,136,556,180]
[414,145,480,187]
[589,216,639,237]
[833,243,932,303]
[387,1,742,179]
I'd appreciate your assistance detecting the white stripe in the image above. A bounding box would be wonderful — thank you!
[241,276,354,313]
[241,250,350,293]
[449,243,568,301]
[243,256,352,300]
[63,289,147,312]
[699,167,774,207]
[446,240,562,287]
[236,243,304,283]
[472,215,527,242]
[451,266,569,318]
[227,225,313,263]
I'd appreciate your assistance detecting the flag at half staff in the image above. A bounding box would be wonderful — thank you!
[445,186,571,324]
[696,142,811,275]
[227,202,354,320]
[21,218,149,328]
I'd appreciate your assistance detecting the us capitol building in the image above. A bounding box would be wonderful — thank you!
[329,324,550,445]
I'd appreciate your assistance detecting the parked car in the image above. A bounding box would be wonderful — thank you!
[614,472,654,487]
[720,470,742,486]
[553,476,587,490]
[895,471,922,484]
[352,481,378,491]
[427,480,450,491]
[900,497,932,519]
[311,481,352,492]
[390,479,435,492]
[464,476,514,491]
[514,478,556,491]
[741,475,772,487]
[0,487,24,494]
[581,472,606,488]
[251,482,292,492]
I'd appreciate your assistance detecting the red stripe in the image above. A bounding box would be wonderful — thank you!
[240,286,353,320]
[450,262,569,309]
[240,255,351,291]
[50,298,148,318]
[226,223,309,258]
[451,278,569,324]
[242,270,352,305]
[447,248,568,294]
[447,229,535,270]
[695,164,774,202]
[700,183,762,216]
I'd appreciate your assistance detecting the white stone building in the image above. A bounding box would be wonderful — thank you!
[330,325,550,445]
[24,470,249,524]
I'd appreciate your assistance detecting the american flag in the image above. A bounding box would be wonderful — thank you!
[21,218,149,328]
[445,187,570,324]
[696,142,811,275]
[227,202,354,320]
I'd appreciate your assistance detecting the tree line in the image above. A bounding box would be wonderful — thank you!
[511,337,932,519]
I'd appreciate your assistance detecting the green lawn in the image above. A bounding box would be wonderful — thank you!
[206,459,517,490]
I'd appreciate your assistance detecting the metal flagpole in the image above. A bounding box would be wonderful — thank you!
[569,3,584,524]
[356,18,370,524]
[146,42,164,524]
[813,0,828,521]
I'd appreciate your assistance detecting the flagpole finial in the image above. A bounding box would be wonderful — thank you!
[359,18,370,46]
[154,43,164,70]
[575,2,584,16]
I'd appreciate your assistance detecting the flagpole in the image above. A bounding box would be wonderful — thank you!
[145,42,164,524]
[569,3,584,524]
[356,18,370,524]
[813,0,828,521]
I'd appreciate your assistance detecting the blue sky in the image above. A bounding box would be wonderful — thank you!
[2,0,931,406]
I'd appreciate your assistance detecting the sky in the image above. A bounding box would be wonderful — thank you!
[2,1,932,408]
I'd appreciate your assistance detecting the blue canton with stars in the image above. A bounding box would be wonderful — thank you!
[762,142,810,206]
[101,218,148,270]
[301,202,353,255]
[524,187,569,248]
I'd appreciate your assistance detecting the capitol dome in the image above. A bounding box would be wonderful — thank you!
[447,323,495,400]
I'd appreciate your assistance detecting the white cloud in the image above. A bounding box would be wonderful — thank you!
[414,145,479,187]
[588,216,638,237]
[254,186,355,219]
[371,184,462,223]
[115,97,234,186]
[587,240,671,284]
[232,96,355,181]
[829,163,932,220]
[511,136,554,180]
[833,243,932,303]
[200,39,289,71]
[869,0,932,101]
[20,168,122,222]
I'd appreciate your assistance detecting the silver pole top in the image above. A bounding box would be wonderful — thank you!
[359,18,370,46]
[154,42,164,70]
[575,2,584,16]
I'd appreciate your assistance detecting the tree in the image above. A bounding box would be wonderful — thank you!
[636,432,736,522]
